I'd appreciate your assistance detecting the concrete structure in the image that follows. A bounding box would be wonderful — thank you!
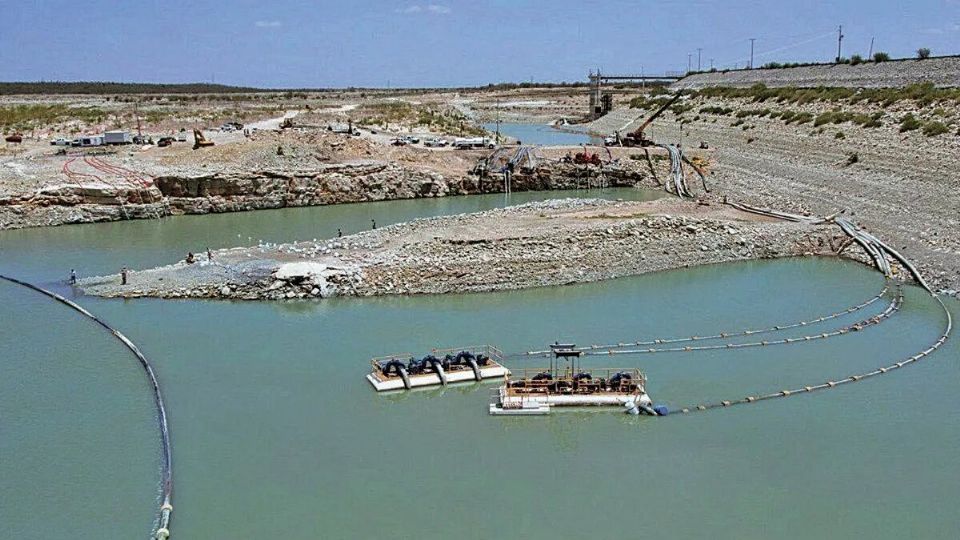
[587,70,683,119]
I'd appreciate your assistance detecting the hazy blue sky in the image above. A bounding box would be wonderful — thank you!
[1,0,958,87]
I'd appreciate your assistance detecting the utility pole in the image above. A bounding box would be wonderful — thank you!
[697,48,703,71]
[749,38,756,69]
[710,58,714,70]
[134,100,142,138]
[687,53,692,73]
[836,25,844,62]
[868,37,875,58]
[495,98,501,144]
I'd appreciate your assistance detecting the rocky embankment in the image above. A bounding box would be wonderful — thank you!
[639,91,960,294]
[0,159,656,230]
[79,197,848,300]
[675,56,960,89]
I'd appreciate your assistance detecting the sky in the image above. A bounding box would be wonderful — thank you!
[1,0,958,88]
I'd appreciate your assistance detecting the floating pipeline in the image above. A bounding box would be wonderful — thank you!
[0,274,174,539]
[675,290,952,415]
[520,282,891,358]
[498,284,947,416]
[583,286,901,356]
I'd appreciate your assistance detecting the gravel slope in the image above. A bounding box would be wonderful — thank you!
[78,198,844,300]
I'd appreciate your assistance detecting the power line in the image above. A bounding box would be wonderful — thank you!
[715,30,837,69]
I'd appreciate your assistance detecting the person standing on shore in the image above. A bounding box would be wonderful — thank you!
[371,219,377,230]
[207,248,213,262]
[121,266,128,285]
[69,269,77,285]
[337,228,342,238]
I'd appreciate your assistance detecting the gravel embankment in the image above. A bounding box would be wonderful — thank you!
[675,56,960,89]
[78,197,848,300]
[641,98,960,294]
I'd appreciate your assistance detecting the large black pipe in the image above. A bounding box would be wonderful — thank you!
[0,274,174,538]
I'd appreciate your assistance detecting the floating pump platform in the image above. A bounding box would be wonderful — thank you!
[488,343,659,415]
[489,367,656,415]
[367,345,509,392]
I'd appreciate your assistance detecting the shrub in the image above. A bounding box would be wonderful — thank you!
[835,131,845,139]
[852,112,884,128]
[917,48,931,59]
[873,52,891,62]
[850,54,864,65]
[0,104,106,128]
[814,110,854,126]
[900,114,921,132]
[922,121,949,136]
[699,106,733,115]
[787,112,814,125]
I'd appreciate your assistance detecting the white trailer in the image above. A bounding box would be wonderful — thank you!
[104,130,132,145]
[453,137,495,149]
[75,135,104,147]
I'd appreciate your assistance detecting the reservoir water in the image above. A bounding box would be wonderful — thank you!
[483,122,605,147]
[2,189,958,539]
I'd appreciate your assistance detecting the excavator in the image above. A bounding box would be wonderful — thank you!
[611,90,685,147]
[192,129,214,150]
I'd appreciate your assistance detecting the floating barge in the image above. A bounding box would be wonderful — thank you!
[489,343,659,416]
[367,345,509,392]
[490,367,656,415]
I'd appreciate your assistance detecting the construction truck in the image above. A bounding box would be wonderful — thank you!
[193,129,214,150]
[609,90,684,147]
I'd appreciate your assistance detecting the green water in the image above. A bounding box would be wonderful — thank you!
[2,189,958,539]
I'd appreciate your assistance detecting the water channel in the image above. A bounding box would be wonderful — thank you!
[483,122,605,147]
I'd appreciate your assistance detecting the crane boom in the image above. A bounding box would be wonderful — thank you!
[629,90,684,140]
